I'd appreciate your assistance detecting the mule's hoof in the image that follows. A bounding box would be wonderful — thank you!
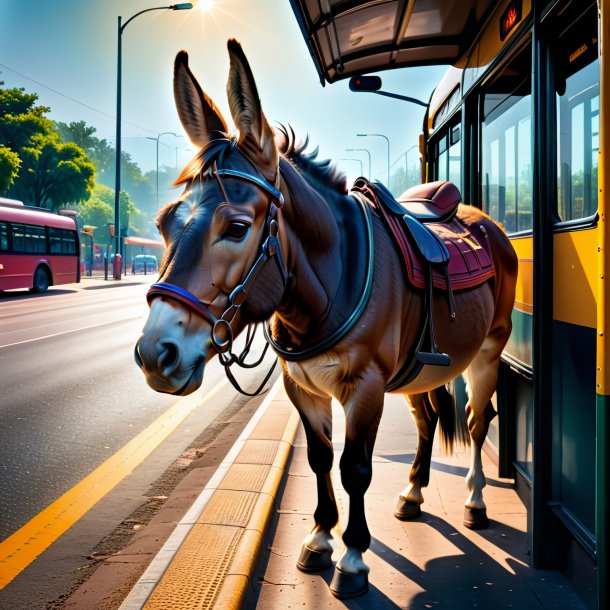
[464,506,489,529]
[394,496,422,521]
[296,546,332,573]
[329,567,369,599]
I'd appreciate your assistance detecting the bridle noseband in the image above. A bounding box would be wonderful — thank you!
[146,157,287,395]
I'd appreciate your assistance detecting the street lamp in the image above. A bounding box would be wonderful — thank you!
[146,132,181,209]
[114,3,193,270]
[405,144,419,187]
[338,157,364,176]
[175,146,192,170]
[345,148,372,180]
[357,133,390,187]
[391,144,419,191]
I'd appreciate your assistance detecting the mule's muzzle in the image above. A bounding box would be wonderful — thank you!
[134,334,206,396]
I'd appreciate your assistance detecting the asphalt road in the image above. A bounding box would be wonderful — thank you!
[0,275,277,608]
[0,277,184,539]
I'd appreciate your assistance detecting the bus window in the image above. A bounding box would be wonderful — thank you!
[0,223,8,251]
[11,223,46,253]
[49,227,78,255]
[434,123,461,192]
[555,5,599,223]
[481,45,532,234]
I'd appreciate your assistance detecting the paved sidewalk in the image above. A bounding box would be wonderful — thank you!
[252,393,586,609]
[111,387,586,609]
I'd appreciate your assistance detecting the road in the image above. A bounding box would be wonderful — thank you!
[0,276,277,609]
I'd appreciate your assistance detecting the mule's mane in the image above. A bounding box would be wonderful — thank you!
[170,126,347,198]
[173,133,236,187]
[277,125,347,196]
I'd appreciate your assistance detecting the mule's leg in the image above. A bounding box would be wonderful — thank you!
[330,369,385,599]
[283,375,337,572]
[395,392,438,520]
[462,334,506,529]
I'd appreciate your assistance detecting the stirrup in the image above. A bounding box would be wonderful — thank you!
[416,265,451,367]
[417,350,451,366]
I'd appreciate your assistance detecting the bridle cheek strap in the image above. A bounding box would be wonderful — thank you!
[146,161,286,367]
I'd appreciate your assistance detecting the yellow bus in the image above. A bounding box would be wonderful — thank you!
[290,1,608,607]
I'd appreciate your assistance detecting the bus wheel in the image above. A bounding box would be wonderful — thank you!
[31,267,50,293]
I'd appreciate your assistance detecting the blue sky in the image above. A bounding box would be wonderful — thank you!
[0,0,446,188]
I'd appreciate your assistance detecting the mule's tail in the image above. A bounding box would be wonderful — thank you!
[430,383,469,454]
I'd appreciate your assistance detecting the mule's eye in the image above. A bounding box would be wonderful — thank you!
[223,221,250,240]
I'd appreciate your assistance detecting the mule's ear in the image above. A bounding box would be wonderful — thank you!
[174,50,228,148]
[226,39,278,180]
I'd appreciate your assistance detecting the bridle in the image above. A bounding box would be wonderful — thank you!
[146,148,287,396]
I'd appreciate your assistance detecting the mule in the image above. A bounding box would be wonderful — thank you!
[134,40,518,599]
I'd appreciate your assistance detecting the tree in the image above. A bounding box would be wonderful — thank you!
[0,83,54,151]
[78,183,141,243]
[79,191,114,242]
[10,132,95,210]
[0,83,95,208]
[57,120,156,228]
[57,120,115,185]
[0,145,20,192]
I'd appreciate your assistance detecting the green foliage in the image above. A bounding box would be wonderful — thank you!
[79,184,114,238]
[0,82,95,209]
[78,184,141,243]
[57,120,155,233]
[57,120,115,185]
[0,83,54,151]
[10,132,95,210]
[0,145,21,192]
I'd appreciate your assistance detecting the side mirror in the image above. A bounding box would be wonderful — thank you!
[349,75,382,92]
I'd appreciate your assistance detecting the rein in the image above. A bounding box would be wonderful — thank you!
[147,156,286,396]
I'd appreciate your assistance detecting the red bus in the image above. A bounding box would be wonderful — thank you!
[0,198,80,292]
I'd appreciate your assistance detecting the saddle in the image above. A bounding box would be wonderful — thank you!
[350,179,496,389]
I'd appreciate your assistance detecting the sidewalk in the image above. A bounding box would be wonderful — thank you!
[115,386,586,609]
[253,393,586,609]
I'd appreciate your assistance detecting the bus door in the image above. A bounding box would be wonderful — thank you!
[478,41,534,488]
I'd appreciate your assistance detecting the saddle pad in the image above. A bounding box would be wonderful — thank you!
[353,181,495,292]
[406,218,495,291]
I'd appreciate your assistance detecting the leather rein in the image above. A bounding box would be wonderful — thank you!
[147,160,287,396]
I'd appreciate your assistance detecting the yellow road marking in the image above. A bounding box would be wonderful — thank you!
[0,377,229,589]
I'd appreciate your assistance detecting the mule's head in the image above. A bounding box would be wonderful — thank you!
[135,40,285,395]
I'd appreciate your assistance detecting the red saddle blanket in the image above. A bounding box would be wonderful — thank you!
[355,180,496,292]
[404,217,495,291]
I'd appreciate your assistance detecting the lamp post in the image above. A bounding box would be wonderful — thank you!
[392,144,419,191]
[338,157,364,177]
[114,3,193,270]
[175,146,191,170]
[146,132,181,209]
[405,144,419,187]
[357,133,390,187]
[345,147,372,180]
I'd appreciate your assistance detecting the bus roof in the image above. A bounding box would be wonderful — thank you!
[289,0,496,84]
[0,204,77,230]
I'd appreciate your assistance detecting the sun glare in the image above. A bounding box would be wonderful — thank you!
[196,0,215,13]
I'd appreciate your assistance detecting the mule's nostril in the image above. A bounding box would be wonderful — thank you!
[134,339,144,368]
[158,340,181,376]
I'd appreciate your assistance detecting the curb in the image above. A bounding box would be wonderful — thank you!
[118,378,299,610]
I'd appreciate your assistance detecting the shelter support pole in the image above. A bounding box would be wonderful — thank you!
[596,3,610,608]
